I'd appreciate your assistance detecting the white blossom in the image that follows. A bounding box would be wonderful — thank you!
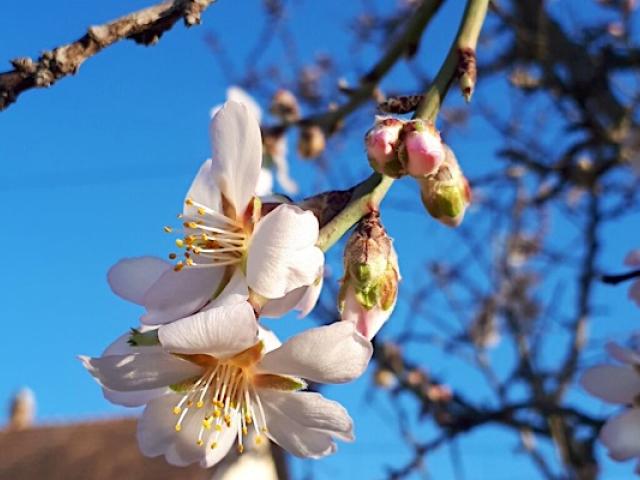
[581,341,640,469]
[108,101,323,325]
[81,303,372,467]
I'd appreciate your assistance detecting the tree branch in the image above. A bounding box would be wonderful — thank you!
[0,0,217,111]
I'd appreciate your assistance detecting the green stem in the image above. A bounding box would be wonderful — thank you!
[415,0,489,121]
[317,0,490,251]
[317,173,393,252]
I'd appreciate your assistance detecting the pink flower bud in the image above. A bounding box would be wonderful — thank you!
[400,120,444,177]
[365,117,404,177]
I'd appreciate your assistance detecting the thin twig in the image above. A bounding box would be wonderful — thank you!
[0,0,217,110]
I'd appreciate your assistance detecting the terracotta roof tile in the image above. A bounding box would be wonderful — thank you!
[0,417,213,480]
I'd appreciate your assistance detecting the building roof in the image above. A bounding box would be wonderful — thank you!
[0,417,216,480]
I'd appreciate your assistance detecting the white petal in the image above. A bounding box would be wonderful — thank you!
[141,266,225,325]
[247,204,324,299]
[259,326,282,353]
[600,408,640,461]
[99,333,168,406]
[205,268,249,310]
[255,168,274,196]
[227,86,262,123]
[606,341,640,365]
[158,302,258,358]
[101,331,162,356]
[108,257,171,305]
[183,159,222,218]
[201,416,239,468]
[261,286,307,318]
[580,365,640,404]
[168,408,237,468]
[138,394,184,458]
[258,322,372,384]
[261,392,340,458]
[342,284,393,340]
[104,388,168,407]
[271,141,299,195]
[137,393,236,466]
[261,276,323,319]
[80,352,200,392]
[260,390,353,441]
[210,101,262,215]
[295,277,323,318]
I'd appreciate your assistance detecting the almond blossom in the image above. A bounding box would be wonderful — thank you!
[108,101,323,325]
[80,302,372,467]
[580,341,640,470]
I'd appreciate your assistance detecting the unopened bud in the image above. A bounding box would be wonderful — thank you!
[419,145,471,227]
[426,384,453,403]
[297,125,326,159]
[457,47,477,102]
[270,89,300,123]
[398,119,445,178]
[374,368,397,389]
[365,116,404,177]
[338,212,400,339]
[262,129,286,166]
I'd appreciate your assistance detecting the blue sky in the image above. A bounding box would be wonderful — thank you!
[1,1,640,479]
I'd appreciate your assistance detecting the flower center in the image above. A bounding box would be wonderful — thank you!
[171,344,267,453]
[165,197,248,272]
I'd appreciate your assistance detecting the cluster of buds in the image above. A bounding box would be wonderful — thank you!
[365,117,445,178]
[365,115,471,227]
[338,212,400,340]
[266,88,327,160]
[418,144,471,227]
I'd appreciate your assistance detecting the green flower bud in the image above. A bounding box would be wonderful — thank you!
[338,212,400,339]
[419,144,471,227]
